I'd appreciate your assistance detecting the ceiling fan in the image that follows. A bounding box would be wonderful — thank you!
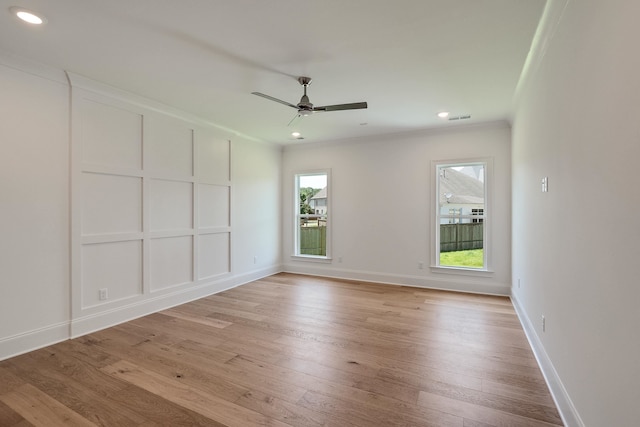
[252,77,367,124]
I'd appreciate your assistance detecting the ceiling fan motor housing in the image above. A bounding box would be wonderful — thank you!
[297,77,313,111]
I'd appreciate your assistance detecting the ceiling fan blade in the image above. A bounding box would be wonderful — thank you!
[315,102,368,112]
[251,92,298,109]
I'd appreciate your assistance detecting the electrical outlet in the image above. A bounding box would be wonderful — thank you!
[338,256,343,263]
[541,315,546,332]
[99,288,108,301]
[518,278,521,288]
[418,261,424,269]
[253,256,258,264]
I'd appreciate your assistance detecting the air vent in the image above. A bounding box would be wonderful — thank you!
[448,115,471,121]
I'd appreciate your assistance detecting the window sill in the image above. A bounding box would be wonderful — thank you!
[430,265,494,277]
[291,255,333,264]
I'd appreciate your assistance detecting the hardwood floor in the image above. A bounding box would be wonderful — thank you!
[0,273,563,426]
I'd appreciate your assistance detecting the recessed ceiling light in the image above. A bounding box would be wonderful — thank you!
[10,7,46,25]
[437,112,450,119]
[291,132,301,138]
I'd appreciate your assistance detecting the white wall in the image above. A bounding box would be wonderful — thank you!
[282,123,512,294]
[512,0,640,425]
[231,137,282,275]
[0,54,282,360]
[0,58,70,357]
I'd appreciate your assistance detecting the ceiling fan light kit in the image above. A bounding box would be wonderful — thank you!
[252,76,367,124]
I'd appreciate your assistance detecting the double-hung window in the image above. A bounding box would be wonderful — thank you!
[434,160,489,270]
[294,170,330,259]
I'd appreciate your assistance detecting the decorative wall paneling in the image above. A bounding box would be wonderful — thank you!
[69,74,232,337]
[0,56,281,361]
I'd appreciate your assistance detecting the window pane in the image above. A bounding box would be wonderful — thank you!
[299,218,326,256]
[296,173,328,257]
[437,164,485,268]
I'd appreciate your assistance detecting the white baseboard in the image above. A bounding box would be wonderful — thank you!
[0,265,282,361]
[283,264,510,295]
[0,321,70,362]
[511,293,584,427]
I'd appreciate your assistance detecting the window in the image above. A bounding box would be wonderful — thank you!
[434,161,488,270]
[472,208,484,223]
[294,171,330,258]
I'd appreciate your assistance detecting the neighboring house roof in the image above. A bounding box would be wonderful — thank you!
[439,169,484,206]
[311,187,327,200]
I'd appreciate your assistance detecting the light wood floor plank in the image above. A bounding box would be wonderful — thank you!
[2,353,146,426]
[418,390,561,427]
[101,360,291,427]
[0,384,95,427]
[0,399,31,427]
[161,308,233,329]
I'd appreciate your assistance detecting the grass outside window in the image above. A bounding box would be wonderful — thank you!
[439,249,483,268]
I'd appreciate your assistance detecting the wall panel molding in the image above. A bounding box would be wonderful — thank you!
[0,61,282,362]
[69,75,235,337]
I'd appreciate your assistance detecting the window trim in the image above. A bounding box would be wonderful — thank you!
[293,169,332,261]
[431,158,493,273]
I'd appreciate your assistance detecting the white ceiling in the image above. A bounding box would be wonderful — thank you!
[0,0,545,144]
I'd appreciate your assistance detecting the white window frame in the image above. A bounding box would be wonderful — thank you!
[431,158,492,274]
[293,169,331,261]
